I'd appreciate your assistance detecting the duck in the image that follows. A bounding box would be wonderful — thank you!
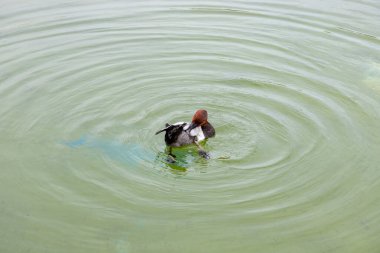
[155,109,215,160]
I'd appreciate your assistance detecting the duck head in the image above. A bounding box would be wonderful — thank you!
[188,109,208,132]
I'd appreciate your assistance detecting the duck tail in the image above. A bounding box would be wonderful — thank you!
[155,129,166,135]
[155,123,171,135]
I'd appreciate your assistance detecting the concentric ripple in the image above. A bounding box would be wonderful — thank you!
[1,1,380,253]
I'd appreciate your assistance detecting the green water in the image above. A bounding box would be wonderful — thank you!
[1,1,380,252]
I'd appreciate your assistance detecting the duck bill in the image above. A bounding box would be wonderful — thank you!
[187,122,199,132]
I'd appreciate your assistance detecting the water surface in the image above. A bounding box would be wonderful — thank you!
[1,1,380,252]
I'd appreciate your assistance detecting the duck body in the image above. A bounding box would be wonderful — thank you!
[163,122,195,147]
[161,121,214,147]
[155,109,215,159]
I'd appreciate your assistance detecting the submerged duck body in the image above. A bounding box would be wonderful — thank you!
[155,110,215,158]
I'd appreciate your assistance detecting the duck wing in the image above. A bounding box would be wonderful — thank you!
[165,124,185,144]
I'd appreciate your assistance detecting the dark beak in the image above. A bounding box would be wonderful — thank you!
[187,122,198,132]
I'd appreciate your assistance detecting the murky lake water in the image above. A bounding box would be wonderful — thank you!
[1,1,380,252]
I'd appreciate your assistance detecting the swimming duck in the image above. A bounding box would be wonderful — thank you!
[155,109,215,160]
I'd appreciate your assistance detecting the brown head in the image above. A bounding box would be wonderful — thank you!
[188,109,208,131]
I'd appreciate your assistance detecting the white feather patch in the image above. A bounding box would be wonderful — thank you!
[173,121,185,126]
[190,126,199,136]
[197,128,205,141]
[190,126,205,141]
[183,123,190,130]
